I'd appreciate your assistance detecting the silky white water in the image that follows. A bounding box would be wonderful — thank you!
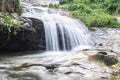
[22,5,94,51]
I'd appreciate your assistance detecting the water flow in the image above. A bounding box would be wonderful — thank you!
[22,5,94,51]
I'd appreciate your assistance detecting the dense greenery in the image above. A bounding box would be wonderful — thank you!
[59,0,120,28]
[0,13,22,36]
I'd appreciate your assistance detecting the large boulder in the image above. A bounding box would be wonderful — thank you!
[88,51,118,66]
[0,13,46,52]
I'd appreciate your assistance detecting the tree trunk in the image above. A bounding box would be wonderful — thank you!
[0,0,3,11]
[1,0,22,14]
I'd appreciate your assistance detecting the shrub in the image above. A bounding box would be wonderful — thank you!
[49,3,59,8]
[0,13,22,36]
[59,0,73,5]
[59,0,120,28]
[68,4,79,11]
[70,10,120,28]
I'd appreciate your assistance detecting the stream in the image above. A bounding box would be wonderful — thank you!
[0,27,120,80]
[0,50,113,80]
[0,0,120,80]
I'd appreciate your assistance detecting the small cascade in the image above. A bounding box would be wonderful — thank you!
[22,5,95,51]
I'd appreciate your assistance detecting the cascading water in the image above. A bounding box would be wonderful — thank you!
[22,5,94,51]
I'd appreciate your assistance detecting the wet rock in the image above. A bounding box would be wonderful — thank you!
[0,51,115,80]
[14,62,60,71]
[99,43,103,46]
[8,72,41,80]
[21,0,59,7]
[103,55,118,66]
[88,52,118,66]
[98,52,107,55]
[10,13,22,21]
[94,28,120,54]
[0,15,46,52]
[112,47,120,53]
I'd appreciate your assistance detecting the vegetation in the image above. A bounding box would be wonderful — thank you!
[0,0,22,37]
[0,13,22,36]
[59,0,120,28]
[49,3,59,8]
[111,62,120,80]
[0,0,22,14]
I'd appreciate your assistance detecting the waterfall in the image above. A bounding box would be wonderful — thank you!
[22,5,95,51]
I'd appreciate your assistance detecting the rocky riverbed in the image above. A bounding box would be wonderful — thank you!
[0,28,120,80]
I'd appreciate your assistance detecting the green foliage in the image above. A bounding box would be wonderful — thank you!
[59,0,73,5]
[68,4,80,11]
[15,0,23,14]
[49,3,59,8]
[99,0,120,14]
[0,13,21,36]
[59,0,120,28]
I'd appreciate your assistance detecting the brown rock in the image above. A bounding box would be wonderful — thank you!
[88,52,118,66]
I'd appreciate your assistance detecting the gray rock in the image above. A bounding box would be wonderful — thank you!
[0,15,46,52]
